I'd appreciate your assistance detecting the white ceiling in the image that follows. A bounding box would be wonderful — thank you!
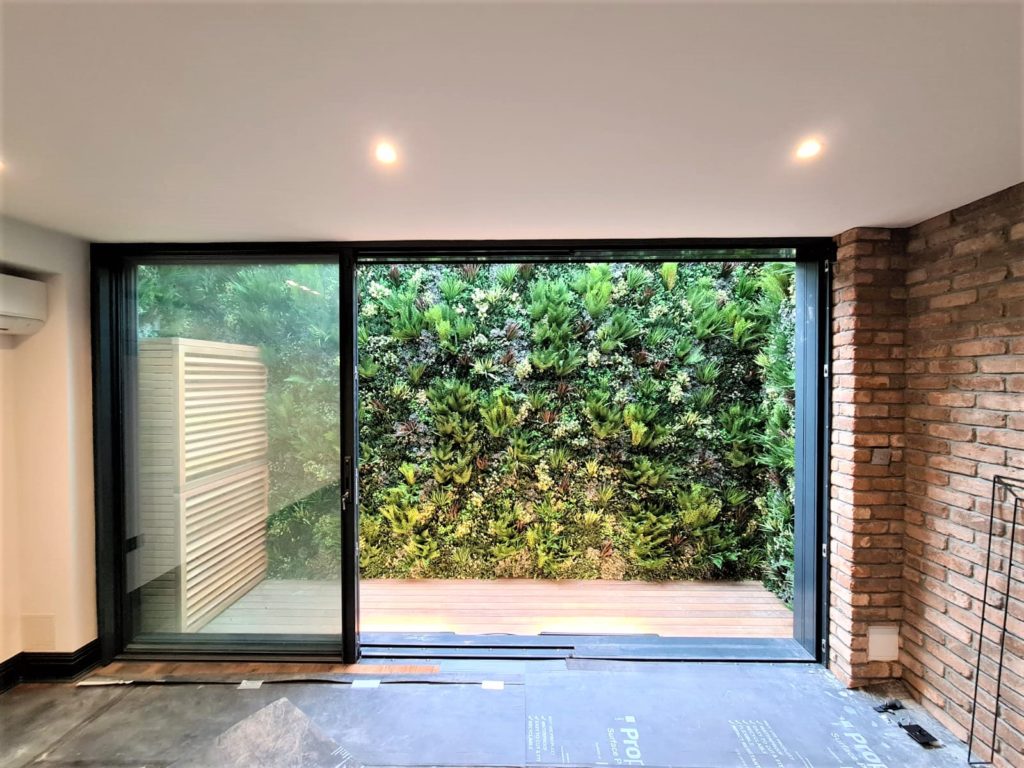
[1,1,1022,242]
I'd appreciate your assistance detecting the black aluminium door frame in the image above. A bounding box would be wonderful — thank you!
[347,239,834,662]
[91,247,356,663]
[91,238,834,665]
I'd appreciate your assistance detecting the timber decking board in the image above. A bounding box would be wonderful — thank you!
[199,578,793,637]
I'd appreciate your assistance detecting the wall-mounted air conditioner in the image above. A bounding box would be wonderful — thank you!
[0,273,48,335]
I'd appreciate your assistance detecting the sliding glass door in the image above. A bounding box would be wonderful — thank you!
[93,241,828,664]
[89,254,359,658]
[127,262,342,638]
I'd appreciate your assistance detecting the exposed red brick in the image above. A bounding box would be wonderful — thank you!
[830,227,907,687]
[951,339,1007,357]
[830,183,1024,757]
[951,231,1007,258]
[929,290,977,309]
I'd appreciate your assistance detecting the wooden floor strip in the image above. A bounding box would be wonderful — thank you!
[194,578,793,638]
[86,661,440,682]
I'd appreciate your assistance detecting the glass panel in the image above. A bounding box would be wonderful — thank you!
[356,257,797,639]
[128,263,341,638]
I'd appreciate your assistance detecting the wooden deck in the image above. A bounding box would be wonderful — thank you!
[200,578,792,637]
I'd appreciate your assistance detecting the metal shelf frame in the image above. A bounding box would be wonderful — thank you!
[969,475,1024,766]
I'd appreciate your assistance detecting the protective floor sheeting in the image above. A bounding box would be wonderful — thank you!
[1,662,970,768]
[170,698,360,768]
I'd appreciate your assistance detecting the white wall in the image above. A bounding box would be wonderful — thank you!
[0,334,20,661]
[0,215,94,660]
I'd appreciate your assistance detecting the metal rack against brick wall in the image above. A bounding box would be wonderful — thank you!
[969,475,1024,766]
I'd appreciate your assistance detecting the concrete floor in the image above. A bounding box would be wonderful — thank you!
[1,660,971,768]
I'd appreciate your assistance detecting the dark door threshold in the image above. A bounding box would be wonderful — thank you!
[360,633,814,662]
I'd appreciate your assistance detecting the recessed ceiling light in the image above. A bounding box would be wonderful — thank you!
[375,141,398,165]
[795,138,823,160]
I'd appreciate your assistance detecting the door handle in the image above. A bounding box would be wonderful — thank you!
[342,455,353,508]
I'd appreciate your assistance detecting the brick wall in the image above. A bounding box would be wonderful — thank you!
[831,183,1024,765]
[829,228,908,687]
[901,184,1024,765]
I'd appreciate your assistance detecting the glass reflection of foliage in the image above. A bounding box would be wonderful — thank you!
[137,264,342,581]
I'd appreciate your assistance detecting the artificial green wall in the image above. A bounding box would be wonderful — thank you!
[356,261,796,600]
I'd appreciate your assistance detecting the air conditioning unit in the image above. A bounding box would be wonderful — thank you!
[0,273,48,335]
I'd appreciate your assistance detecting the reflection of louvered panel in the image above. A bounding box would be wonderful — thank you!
[135,341,180,631]
[136,338,269,633]
[182,350,267,484]
[182,464,269,631]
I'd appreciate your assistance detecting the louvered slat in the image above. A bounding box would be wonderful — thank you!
[137,338,269,632]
